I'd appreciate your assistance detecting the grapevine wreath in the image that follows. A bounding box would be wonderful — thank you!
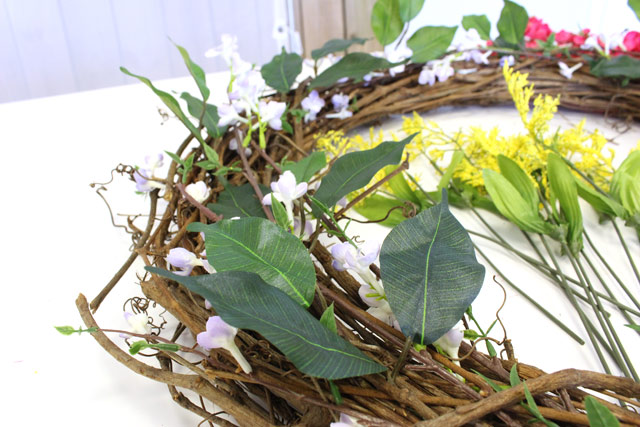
[62,1,640,426]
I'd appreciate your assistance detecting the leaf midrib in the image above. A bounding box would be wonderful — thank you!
[421,206,443,345]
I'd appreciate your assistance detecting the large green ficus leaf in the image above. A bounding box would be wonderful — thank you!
[189,217,315,307]
[121,67,204,144]
[261,48,303,93]
[146,269,386,379]
[380,190,485,345]
[398,0,424,22]
[207,181,268,218]
[309,53,395,88]
[547,153,583,254]
[590,56,640,79]
[407,26,457,63]
[371,0,403,45]
[313,135,414,212]
[497,0,528,45]
[282,151,327,183]
[311,38,368,61]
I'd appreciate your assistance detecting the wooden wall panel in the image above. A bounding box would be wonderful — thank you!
[295,0,345,56]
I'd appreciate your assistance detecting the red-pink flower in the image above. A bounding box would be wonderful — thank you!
[555,30,573,45]
[572,29,590,47]
[623,31,640,52]
[525,17,552,41]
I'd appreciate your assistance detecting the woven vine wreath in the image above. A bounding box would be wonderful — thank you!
[70,4,640,427]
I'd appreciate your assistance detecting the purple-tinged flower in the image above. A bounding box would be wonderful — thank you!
[418,67,436,86]
[499,55,515,67]
[134,169,165,192]
[325,109,353,120]
[432,60,454,82]
[262,171,308,226]
[230,70,265,107]
[217,103,242,127]
[185,181,210,204]
[558,61,582,80]
[331,93,350,111]
[229,138,252,157]
[330,413,364,426]
[143,153,164,171]
[197,316,252,373]
[301,90,325,122]
[258,100,286,131]
[293,217,315,240]
[205,34,238,65]
[166,247,214,276]
[434,326,464,360]
[330,240,380,274]
[121,312,151,338]
[384,44,412,76]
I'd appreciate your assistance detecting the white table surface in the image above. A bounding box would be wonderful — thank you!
[2,71,639,426]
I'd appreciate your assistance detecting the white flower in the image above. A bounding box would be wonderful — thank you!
[262,170,308,225]
[331,240,380,275]
[123,312,151,336]
[217,103,242,127]
[205,34,238,65]
[166,247,215,276]
[500,55,515,67]
[230,70,265,108]
[331,413,365,426]
[185,181,210,203]
[133,168,165,192]
[143,153,164,172]
[301,90,325,122]
[331,93,350,111]
[432,59,455,82]
[558,61,583,80]
[197,316,252,373]
[454,28,486,52]
[293,217,315,239]
[229,138,252,157]
[581,35,601,51]
[325,109,353,119]
[418,67,436,86]
[434,326,464,360]
[384,44,412,76]
[258,100,286,131]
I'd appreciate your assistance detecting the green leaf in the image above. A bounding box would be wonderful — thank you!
[164,150,184,165]
[585,396,621,427]
[611,151,640,216]
[437,151,465,198]
[497,155,538,213]
[385,165,421,206]
[407,26,458,63]
[172,41,210,101]
[398,0,424,22]
[320,303,338,334]
[261,48,303,93]
[282,151,327,183]
[474,370,506,392]
[311,38,368,61]
[497,0,528,45]
[313,135,413,212]
[129,340,180,355]
[483,169,556,235]
[630,0,640,21]
[380,190,485,345]
[180,92,225,138]
[120,67,204,144]
[547,153,583,253]
[271,193,291,230]
[146,268,386,379]
[509,363,521,387]
[625,324,640,331]
[523,382,543,418]
[208,181,267,218]
[353,193,410,227]
[590,55,640,79]
[575,177,626,218]
[54,326,97,335]
[371,0,404,45]
[310,53,395,89]
[189,217,316,307]
[462,14,492,40]
[329,380,343,404]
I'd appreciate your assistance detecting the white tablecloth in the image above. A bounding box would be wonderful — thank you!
[2,72,638,426]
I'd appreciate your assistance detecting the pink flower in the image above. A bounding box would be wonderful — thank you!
[623,31,640,52]
[525,17,552,41]
[555,30,573,45]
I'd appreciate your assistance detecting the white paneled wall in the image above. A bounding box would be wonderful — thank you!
[0,0,282,103]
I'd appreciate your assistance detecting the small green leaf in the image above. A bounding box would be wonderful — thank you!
[509,363,521,387]
[282,151,327,183]
[497,155,538,213]
[625,324,640,331]
[271,193,291,230]
[437,151,465,197]
[261,48,303,93]
[353,193,410,227]
[180,92,225,138]
[385,165,421,206]
[611,151,640,216]
[172,41,210,101]
[54,326,97,335]
[590,55,640,79]
[483,169,556,235]
[202,142,220,164]
[146,269,386,379]
[474,370,506,392]
[320,303,338,334]
[120,67,204,144]
[523,382,542,418]
[575,177,626,218]
[313,135,413,212]
[310,53,395,89]
[129,340,181,355]
[371,0,404,45]
[462,14,492,40]
[486,340,497,357]
[463,329,481,340]
[164,150,184,165]
[497,0,528,45]
[311,38,368,61]
[547,153,583,253]
[329,380,343,404]
[398,0,424,22]
[208,180,268,218]
[630,0,640,21]
[190,217,316,307]
[407,26,458,63]
[585,396,621,427]
[381,190,485,345]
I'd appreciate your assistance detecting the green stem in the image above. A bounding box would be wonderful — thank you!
[611,219,640,286]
